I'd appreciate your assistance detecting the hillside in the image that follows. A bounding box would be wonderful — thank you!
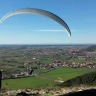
[60,71,96,87]
[81,45,96,52]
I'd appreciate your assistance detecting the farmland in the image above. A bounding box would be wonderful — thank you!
[2,67,96,90]
[41,67,96,81]
[2,76,57,90]
[0,45,96,90]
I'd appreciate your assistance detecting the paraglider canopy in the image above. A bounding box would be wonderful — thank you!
[0,8,71,37]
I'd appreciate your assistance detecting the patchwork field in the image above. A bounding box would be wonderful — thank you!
[41,67,96,81]
[2,67,96,90]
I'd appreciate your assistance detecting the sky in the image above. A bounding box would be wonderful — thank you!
[0,0,96,44]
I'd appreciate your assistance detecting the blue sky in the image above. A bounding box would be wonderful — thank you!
[0,0,96,44]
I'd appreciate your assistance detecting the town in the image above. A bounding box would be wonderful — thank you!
[1,45,96,79]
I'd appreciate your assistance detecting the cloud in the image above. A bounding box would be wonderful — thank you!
[31,29,76,32]
[33,30,65,32]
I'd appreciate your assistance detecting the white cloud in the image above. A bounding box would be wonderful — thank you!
[33,30,65,32]
[31,29,76,32]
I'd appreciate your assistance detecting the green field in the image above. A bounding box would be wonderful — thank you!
[2,77,57,90]
[2,67,96,90]
[41,67,96,81]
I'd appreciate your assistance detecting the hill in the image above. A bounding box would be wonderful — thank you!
[60,71,96,87]
[81,45,96,52]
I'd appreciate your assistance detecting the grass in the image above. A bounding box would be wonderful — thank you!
[33,68,48,74]
[2,77,57,90]
[2,67,96,90]
[41,67,96,81]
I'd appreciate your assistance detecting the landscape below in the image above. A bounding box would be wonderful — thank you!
[0,45,96,96]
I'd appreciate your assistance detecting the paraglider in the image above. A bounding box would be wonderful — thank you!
[0,8,71,36]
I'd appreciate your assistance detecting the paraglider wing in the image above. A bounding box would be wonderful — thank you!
[0,8,71,36]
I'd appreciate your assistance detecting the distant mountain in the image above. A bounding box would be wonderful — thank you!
[81,45,96,52]
[59,71,96,87]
